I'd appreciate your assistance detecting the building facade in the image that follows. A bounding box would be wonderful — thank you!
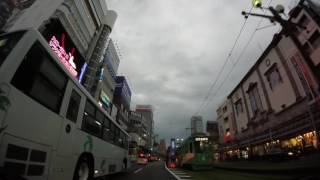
[206,121,220,143]
[191,116,204,135]
[136,105,154,149]
[159,139,167,156]
[217,1,320,159]
[93,39,120,113]
[216,100,237,144]
[113,76,132,130]
[128,111,147,147]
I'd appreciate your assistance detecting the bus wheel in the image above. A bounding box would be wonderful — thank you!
[73,156,93,180]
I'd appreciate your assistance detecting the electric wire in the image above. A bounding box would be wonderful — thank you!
[198,0,275,113]
[193,5,254,116]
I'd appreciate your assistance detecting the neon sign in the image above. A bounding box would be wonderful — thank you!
[49,35,78,77]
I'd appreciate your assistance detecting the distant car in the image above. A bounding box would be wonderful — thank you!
[137,153,148,165]
[149,155,158,162]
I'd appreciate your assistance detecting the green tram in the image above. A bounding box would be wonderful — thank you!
[176,134,213,170]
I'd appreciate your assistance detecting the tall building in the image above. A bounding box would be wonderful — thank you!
[159,139,167,156]
[191,116,203,135]
[93,39,120,113]
[136,105,154,148]
[128,111,147,147]
[206,121,219,143]
[113,76,132,130]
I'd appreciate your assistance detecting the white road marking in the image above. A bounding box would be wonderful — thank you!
[134,167,143,174]
[179,175,192,178]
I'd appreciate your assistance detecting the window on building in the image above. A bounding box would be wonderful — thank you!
[224,117,228,123]
[222,106,227,113]
[66,90,81,122]
[234,99,243,116]
[298,15,310,28]
[247,85,263,114]
[265,65,283,90]
[11,41,67,113]
[309,30,320,49]
[303,42,312,54]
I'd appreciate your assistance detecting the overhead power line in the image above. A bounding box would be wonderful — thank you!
[200,0,274,112]
[193,5,254,116]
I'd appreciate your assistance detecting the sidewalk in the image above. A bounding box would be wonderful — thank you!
[213,154,320,173]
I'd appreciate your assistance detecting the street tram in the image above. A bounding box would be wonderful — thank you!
[176,134,213,170]
[0,29,130,179]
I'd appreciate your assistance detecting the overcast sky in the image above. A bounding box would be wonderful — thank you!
[107,0,298,142]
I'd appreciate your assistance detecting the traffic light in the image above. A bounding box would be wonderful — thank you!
[252,0,262,8]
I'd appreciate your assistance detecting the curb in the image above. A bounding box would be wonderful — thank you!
[212,165,320,174]
[164,163,182,180]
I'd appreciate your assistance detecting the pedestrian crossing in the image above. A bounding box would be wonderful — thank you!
[168,169,192,180]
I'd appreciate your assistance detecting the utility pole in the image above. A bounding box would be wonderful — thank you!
[242,1,319,148]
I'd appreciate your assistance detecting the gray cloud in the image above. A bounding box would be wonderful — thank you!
[107,0,295,142]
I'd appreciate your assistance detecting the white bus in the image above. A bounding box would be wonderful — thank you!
[0,29,130,180]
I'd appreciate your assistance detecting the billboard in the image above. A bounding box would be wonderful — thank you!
[115,76,132,108]
[43,19,86,80]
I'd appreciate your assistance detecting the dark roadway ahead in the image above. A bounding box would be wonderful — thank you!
[104,161,177,180]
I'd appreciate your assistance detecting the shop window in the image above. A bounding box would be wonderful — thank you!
[247,85,263,114]
[309,30,320,49]
[11,41,67,113]
[265,65,283,90]
[66,90,81,122]
[234,99,243,116]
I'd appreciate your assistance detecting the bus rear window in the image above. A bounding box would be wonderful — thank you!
[0,31,24,67]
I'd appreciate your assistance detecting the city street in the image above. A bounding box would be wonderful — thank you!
[170,168,303,180]
[104,161,177,180]
[105,159,320,180]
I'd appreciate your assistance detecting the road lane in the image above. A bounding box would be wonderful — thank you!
[105,161,177,180]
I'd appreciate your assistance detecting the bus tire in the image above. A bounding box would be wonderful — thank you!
[73,154,94,180]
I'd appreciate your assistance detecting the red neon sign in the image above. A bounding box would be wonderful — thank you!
[49,35,78,77]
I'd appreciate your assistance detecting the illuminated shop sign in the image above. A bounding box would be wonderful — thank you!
[49,35,78,77]
[100,90,111,107]
[195,137,208,141]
